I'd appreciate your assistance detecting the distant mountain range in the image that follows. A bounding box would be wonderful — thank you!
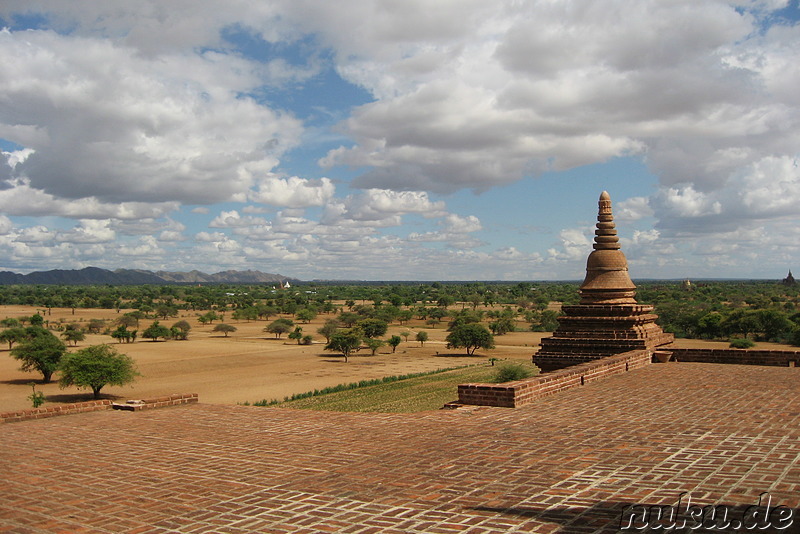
[0,267,298,285]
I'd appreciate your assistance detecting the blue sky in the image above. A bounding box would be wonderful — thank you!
[0,1,798,280]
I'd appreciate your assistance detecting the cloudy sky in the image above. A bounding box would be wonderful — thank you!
[0,1,798,281]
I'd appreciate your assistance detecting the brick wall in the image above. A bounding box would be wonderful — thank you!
[668,348,800,367]
[456,349,652,408]
[0,393,198,424]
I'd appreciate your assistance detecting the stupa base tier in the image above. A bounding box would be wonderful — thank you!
[534,332,674,372]
[560,304,656,317]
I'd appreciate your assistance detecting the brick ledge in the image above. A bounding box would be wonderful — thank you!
[1,393,198,424]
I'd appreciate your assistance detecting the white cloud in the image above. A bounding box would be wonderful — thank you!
[250,176,335,208]
[58,220,116,244]
[0,28,303,209]
[209,210,268,228]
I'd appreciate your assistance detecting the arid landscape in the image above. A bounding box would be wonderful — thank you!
[0,304,780,413]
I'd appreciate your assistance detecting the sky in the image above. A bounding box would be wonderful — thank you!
[0,1,799,281]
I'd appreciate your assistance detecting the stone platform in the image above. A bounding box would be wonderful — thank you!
[1,363,799,533]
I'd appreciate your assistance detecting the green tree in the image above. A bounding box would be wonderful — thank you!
[10,328,67,383]
[265,318,294,338]
[387,335,402,353]
[296,308,317,324]
[212,324,237,337]
[489,317,515,336]
[0,327,27,350]
[142,321,171,341]
[288,327,304,344]
[317,320,340,343]
[61,328,86,347]
[325,329,362,362]
[446,323,495,355]
[171,320,191,340]
[110,326,137,344]
[416,331,428,346]
[58,344,139,399]
[357,318,388,339]
[30,313,44,326]
[364,338,384,355]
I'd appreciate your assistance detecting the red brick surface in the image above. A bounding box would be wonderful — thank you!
[2,363,799,533]
[458,349,652,407]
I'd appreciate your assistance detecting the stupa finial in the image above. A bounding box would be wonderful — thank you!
[579,191,636,304]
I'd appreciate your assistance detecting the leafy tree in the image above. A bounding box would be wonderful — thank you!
[357,318,388,339]
[416,331,428,346]
[86,319,106,334]
[364,338,384,355]
[198,311,220,324]
[0,318,20,328]
[400,330,411,342]
[446,323,495,355]
[265,318,294,338]
[142,321,171,341]
[0,327,27,350]
[296,308,317,324]
[288,327,304,344]
[396,310,414,325]
[317,320,340,343]
[58,344,139,399]
[387,335,402,353]
[212,324,237,337]
[110,326,137,344]
[61,327,86,347]
[155,304,179,320]
[338,312,361,327]
[489,317,516,335]
[30,313,44,326]
[325,329,362,362]
[10,328,67,383]
[171,320,191,340]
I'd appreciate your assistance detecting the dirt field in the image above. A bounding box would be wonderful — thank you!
[1,305,794,413]
[0,306,544,412]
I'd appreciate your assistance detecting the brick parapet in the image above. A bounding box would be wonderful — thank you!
[0,393,198,424]
[457,349,652,408]
[668,348,800,367]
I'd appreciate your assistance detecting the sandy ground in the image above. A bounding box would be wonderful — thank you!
[1,305,794,413]
[0,306,542,412]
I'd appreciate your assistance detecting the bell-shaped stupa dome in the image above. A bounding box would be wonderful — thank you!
[579,191,637,304]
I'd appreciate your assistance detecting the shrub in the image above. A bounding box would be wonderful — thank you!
[729,337,755,349]
[494,362,533,383]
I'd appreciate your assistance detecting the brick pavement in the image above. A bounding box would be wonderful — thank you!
[1,362,799,533]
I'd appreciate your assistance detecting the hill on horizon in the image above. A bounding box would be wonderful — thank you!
[0,267,297,285]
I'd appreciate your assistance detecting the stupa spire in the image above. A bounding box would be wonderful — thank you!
[533,190,674,371]
[579,191,636,304]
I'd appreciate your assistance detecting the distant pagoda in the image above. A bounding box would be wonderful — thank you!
[533,191,673,371]
[783,270,796,286]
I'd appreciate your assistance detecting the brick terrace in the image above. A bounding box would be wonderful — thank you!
[2,363,799,533]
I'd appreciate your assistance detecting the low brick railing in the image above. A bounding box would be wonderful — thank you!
[112,393,199,411]
[1,393,198,424]
[668,348,800,367]
[455,349,652,408]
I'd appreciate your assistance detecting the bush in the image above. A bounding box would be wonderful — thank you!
[729,337,755,349]
[494,362,533,383]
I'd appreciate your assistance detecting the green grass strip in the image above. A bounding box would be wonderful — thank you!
[241,364,515,413]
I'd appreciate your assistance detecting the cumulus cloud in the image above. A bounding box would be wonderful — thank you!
[250,176,335,208]
[209,210,268,228]
[0,28,303,208]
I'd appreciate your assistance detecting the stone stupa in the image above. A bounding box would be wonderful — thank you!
[533,191,673,371]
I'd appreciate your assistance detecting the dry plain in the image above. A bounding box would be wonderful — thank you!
[0,304,781,413]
